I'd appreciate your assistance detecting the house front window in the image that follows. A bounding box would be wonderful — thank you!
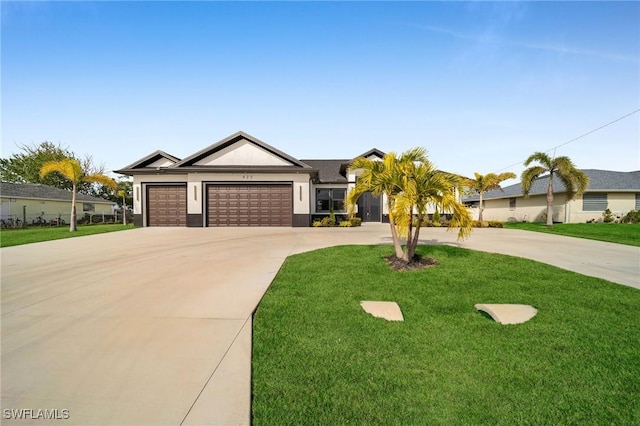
[509,198,516,210]
[316,188,346,212]
[582,193,607,211]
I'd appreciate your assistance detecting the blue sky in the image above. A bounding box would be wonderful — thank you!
[2,1,639,183]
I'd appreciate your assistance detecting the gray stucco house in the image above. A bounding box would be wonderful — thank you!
[115,131,389,227]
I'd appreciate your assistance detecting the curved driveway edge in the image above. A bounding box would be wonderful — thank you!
[1,225,638,425]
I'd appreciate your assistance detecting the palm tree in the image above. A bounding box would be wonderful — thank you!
[40,158,116,232]
[347,148,427,258]
[392,158,472,262]
[521,152,589,226]
[347,147,472,263]
[465,172,516,222]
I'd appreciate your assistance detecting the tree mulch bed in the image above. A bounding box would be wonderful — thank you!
[385,254,438,271]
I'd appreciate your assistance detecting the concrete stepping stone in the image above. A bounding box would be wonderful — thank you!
[360,301,404,321]
[475,304,537,325]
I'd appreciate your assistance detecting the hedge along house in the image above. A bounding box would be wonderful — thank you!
[115,131,393,227]
[463,169,640,223]
[0,182,116,225]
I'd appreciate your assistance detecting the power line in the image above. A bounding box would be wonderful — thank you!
[495,108,640,173]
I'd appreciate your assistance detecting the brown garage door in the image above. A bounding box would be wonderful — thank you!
[207,184,292,227]
[147,185,187,226]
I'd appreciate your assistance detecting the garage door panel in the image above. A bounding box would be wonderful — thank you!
[207,184,292,227]
[147,186,187,227]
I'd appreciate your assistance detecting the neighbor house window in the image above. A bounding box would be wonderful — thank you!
[83,203,95,212]
[316,189,346,212]
[636,193,640,210]
[582,193,607,211]
[509,198,516,210]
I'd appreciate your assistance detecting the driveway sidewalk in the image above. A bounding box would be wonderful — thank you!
[1,225,638,425]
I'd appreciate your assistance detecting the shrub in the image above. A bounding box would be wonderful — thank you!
[602,208,614,223]
[349,217,362,227]
[338,221,352,227]
[312,220,323,227]
[488,221,504,228]
[622,210,640,224]
[432,209,441,224]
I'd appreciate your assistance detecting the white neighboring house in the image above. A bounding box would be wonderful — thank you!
[0,182,116,225]
[463,170,640,223]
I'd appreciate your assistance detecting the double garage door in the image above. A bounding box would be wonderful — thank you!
[147,184,292,227]
[207,184,292,227]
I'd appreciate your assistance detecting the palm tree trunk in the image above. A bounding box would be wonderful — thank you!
[386,198,403,258]
[546,174,554,227]
[478,192,484,222]
[70,183,77,232]
[122,195,127,226]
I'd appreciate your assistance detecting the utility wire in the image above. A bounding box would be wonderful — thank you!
[494,108,640,173]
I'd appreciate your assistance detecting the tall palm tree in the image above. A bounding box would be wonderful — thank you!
[465,172,516,222]
[40,158,116,232]
[347,147,472,263]
[521,152,589,226]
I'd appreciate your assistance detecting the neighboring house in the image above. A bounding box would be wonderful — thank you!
[0,182,116,225]
[463,170,640,223]
[115,131,402,227]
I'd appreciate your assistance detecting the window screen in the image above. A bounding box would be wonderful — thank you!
[582,193,607,211]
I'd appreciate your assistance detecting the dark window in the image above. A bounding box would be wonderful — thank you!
[582,193,607,211]
[316,188,347,212]
[83,203,95,212]
[636,193,640,210]
[509,198,516,210]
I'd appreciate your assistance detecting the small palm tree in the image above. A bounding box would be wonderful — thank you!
[40,158,116,232]
[465,172,516,222]
[347,148,427,258]
[347,147,472,263]
[521,152,589,226]
[393,158,472,262]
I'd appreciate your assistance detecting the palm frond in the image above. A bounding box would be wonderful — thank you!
[521,166,547,196]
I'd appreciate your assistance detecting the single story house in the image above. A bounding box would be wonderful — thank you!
[115,131,400,227]
[463,169,640,223]
[0,182,116,225]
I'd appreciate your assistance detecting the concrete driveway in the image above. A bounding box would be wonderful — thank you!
[1,225,638,425]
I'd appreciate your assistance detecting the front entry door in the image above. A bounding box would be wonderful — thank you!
[357,192,381,222]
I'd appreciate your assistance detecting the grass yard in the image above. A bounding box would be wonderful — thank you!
[0,224,135,247]
[252,245,640,425]
[504,222,640,246]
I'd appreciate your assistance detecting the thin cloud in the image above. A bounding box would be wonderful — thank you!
[409,23,640,64]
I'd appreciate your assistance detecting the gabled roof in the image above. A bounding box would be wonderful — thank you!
[0,182,115,204]
[172,131,312,170]
[301,160,349,183]
[356,148,385,160]
[114,150,181,174]
[464,169,640,202]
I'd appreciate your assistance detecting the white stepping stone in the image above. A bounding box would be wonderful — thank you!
[475,304,537,325]
[360,301,404,321]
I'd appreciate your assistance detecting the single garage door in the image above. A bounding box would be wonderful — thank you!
[147,185,187,226]
[207,184,292,227]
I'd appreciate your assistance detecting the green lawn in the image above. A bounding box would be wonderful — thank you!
[504,222,640,246]
[253,245,640,425]
[0,224,135,247]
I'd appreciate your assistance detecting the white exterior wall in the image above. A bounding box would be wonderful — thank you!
[133,172,311,217]
[567,192,638,223]
[482,193,567,223]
